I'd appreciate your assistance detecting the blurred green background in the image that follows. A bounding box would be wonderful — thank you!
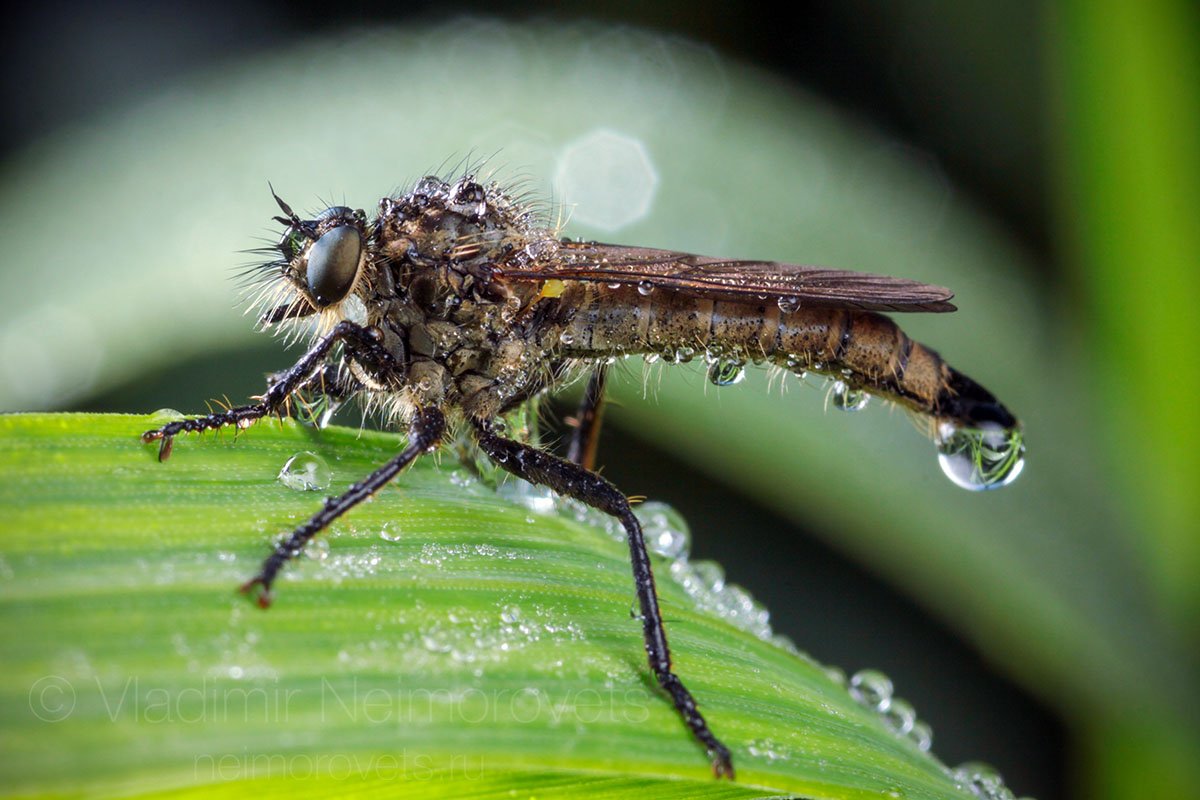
[1,2,1197,799]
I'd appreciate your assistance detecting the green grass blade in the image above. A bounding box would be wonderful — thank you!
[1,413,980,798]
[1050,2,1200,797]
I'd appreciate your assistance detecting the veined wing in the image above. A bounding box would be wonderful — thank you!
[497,241,956,313]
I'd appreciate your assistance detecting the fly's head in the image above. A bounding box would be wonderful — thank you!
[247,191,374,334]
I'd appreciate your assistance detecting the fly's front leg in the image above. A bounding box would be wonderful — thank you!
[266,361,363,405]
[566,364,608,470]
[141,321,393,460]
[473,420,734,779]
[241,406,445,607]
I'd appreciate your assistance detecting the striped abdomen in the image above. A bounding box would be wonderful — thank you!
[551,283,1016,429]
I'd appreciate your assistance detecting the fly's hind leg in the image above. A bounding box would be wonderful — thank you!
[473,419,734,778]
[566,364,608,470]
[141,321,393,460]
[241,406,445,607]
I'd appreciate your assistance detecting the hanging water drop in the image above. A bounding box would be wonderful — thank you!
[636,280,654,296]
[777,296,801,313]
[936,421,1025,491]
[316,399,342,429]
[831,380,869,412]
[707,358,746,386]
[277,452,332,492]
[675,346,695,363]
[558,331,575,346]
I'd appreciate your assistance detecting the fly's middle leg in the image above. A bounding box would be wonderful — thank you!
[473,419,734,778]
[241,406,445,607]
[141,321,393,460]
[566,364,609,470]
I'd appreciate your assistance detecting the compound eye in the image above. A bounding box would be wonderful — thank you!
[306,225,362,306]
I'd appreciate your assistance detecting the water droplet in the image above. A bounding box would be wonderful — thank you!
[952,762,1015,800]
[849,669,894,711]
[315,399,342,429]
[448,471,476,489]
[823,665,847,686]
[500,605,522,624]
[882,697,916,735]
[674,346,695,363]
[777,296,801,313]
[559,331,575,346]
[635,501,692,559]
[636,280,654,296]
[717,584,771,637]
[831,380,869,412]
[644,352,660,364]
[936,421,1025,491]
[747,737,788,763]
[499,478,557,514]
[707,358,746,386]
[305,538,330,561]
[421,627,453,654]
[379,522,402,542]
[771,633,799,654]
[691,560,725,593]
[149,408,184,424]
[277,452,332,492]
[907,719,933,751]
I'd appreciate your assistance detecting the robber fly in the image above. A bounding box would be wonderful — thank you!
[142,172,1024,778]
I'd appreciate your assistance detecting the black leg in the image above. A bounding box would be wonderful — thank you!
[241,406,446,607]
[473,421,734,778]
[566,364,608,470]
[272,361,364,427]
[141,321,393,460]
[267,360,362,404]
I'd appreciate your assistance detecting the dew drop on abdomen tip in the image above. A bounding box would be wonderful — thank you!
[935,421,1025,491]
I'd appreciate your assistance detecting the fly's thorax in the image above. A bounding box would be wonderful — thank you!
[374,175,555,300]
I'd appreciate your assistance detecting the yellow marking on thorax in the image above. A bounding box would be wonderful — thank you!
[539,279,566,299]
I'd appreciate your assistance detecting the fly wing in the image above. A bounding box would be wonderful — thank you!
[497,241,956,313]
